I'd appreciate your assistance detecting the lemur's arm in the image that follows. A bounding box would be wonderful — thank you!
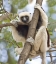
[10,20,26,43]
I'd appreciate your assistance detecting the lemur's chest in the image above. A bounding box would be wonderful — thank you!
[16,25,29,38]
[16,19,42,38]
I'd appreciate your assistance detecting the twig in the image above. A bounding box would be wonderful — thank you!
[48,22,56,25]
[49,52,53,62]
[0,12,19,21]
[46,56,56,57]
[51,45,56,48]
[48,49,56,52]
[34,55,56,59]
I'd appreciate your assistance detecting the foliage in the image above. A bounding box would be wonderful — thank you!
[0,0,56,64]
[2,0,28,13]
[47,0,56,32]
[47,0,56,7]
[0,27,23,48]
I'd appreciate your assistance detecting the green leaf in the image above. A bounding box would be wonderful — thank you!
[10,0,28,13]
[49,32,53,35]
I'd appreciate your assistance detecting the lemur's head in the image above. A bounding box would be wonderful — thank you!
[18,12,32,23]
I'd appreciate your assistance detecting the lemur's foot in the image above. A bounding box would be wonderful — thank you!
[11,20,19,27]
[35,4,42,10]
[29,50,36,56]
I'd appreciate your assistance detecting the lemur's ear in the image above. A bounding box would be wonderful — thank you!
[30,13,31,14]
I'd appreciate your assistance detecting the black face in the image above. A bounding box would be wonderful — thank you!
[20,15,29,23]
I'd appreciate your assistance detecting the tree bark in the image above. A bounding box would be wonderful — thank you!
[18,0,43,64]
[0,22,28,28]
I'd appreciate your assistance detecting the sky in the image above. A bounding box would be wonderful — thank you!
[42,0,48,12]
[14,55,42,64]
[26,57,42,64]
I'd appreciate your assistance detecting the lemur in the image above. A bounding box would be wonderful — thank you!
[10,0,51,64]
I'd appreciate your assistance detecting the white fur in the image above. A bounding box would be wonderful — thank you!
[11,2,51,64]
[17,0,36,22]
[11,26,25,43]
[19,12,32,23]
[11,0,36,43]
[35,4,48,28]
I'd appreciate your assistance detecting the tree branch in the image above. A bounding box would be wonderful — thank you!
[0,22,28,28]
[0,23,13,28]
[18,0,43,64]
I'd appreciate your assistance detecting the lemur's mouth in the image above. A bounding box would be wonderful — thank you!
[16,25,29,38]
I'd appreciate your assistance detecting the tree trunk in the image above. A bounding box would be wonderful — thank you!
[18,0,43,64]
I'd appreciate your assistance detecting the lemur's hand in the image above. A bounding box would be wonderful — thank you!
[11,20,19,27]
[35,4,42,10]
[26,36,34,45]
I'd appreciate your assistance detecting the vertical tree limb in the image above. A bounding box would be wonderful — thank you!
[18,0,43,64]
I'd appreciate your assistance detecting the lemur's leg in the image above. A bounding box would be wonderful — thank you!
[34,26,47,52]
[35,4,48,28]
[34,26,47,64]
[41,52,46,64]
[28,26,47,58]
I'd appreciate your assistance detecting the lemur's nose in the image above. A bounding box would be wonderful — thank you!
[21,16,29,23]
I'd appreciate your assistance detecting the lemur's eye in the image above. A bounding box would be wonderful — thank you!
[25,16,29,19]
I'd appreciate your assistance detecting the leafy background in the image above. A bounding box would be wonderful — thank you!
[0,0,56,64]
